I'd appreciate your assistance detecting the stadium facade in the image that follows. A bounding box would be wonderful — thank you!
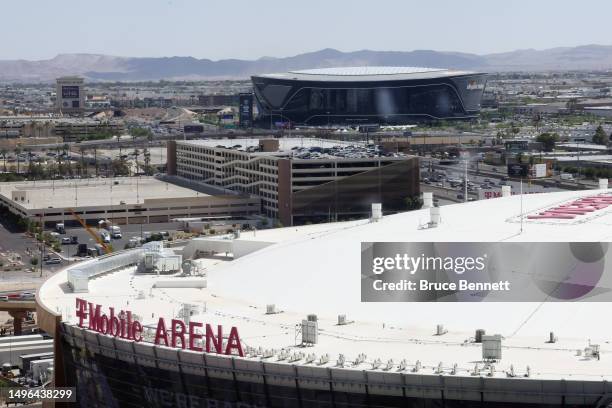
[36,187,612,408]
[251,67,487,127]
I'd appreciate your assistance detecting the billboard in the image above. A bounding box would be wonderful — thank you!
[62,85,80,99]
[184,125,204,134]
[533,163,547,178]
[239,93,253,128]
[507,163,529,177]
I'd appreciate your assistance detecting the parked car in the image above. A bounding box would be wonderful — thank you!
[61,237,72,245]
[44,257,61,265]
[0,296,8,302]
[19,292,35,300]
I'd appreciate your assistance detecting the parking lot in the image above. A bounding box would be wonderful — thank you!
[54,221,182,258]
[420,160,565,202]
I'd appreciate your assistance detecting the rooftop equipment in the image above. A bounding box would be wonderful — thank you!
[301,316,318,345]
[429,207,440,227]
[422,192,433,208]
[475,329,486,343]
[371,203,382,222]
[501,186,511,197]
[482,334,502,361]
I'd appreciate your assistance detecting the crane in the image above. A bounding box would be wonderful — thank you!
[67,208,112,254]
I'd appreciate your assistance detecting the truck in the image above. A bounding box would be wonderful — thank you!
[100,230,111,243]
[109,225,122,239]
[55,223,65,234]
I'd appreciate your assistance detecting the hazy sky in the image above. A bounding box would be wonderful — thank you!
[2,0,612,61]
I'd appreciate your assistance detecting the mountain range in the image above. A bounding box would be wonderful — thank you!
[2,45,612,83]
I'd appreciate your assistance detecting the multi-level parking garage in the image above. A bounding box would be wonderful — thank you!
[168,137,420,225]
[35,182,612,407]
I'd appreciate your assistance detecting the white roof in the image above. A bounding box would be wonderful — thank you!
[288,66,446,76]
[0,177,208,209]
[38,188,612,380]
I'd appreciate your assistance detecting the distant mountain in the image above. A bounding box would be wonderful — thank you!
[1,45,612,83]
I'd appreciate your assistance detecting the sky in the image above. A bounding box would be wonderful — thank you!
[2,0,612,61]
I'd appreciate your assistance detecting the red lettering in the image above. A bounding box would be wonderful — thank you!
[171,319,186,349]
[100,314,109,334]
[154,318,169,346]
[206,324,223,354]
[225,326,244,357]
[126,311,133,340]
[109,307,120,336]
[188,322,203,352]
[76,298,88,327]
[132,321,143,342]
[119,311,127,338]
[88,303,101,331]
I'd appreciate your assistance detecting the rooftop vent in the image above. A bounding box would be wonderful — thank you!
[266,304,278,314]
[600,179,609,190]
[422,192,433,208]
[436,324,448,336]
[371,203,382,222]
[429,207,440,227]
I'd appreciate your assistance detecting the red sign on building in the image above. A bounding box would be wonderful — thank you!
[75,298,243,357]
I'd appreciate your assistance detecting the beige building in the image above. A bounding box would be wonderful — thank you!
[0,177,260,227]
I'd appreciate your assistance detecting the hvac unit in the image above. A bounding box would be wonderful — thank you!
[436,324,447,336]
[481,334,502,361]
[266,304,278,314]
[301,319,318,345]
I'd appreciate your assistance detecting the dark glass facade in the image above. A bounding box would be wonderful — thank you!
[60,331,595,408]
[251,73,487,127]
[290,159,420,225]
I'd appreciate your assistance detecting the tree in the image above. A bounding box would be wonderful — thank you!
[593,125,608,145]
[14,146,21,174]
[143,148,152,175]
[0,148,7,172]
[132,149,140,175]
[536,132,559,152]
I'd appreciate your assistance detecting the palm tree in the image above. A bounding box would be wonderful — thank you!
[14,146,22,174]
[79,146,87,177]
[132,149,140,176]
[143,148,151,175]
[24,147,33,177]
[0,148,7,172]
[92,147,99,177]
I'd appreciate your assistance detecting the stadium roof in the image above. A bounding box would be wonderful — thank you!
[39,188,612,380]
[254,66,481,82]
